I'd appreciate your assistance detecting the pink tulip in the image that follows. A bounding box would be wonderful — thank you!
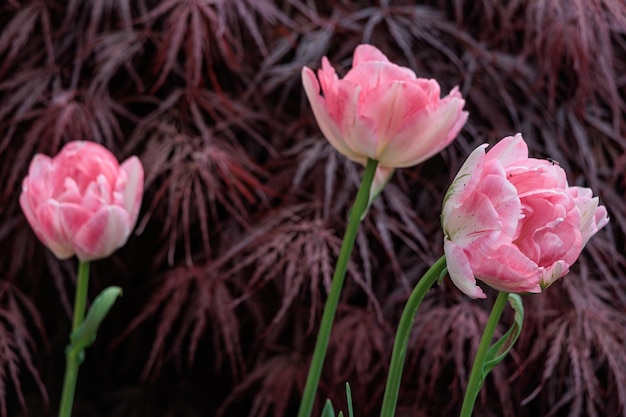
[302,44,468,169]
[442,134,609,298]
[20,141,144,261]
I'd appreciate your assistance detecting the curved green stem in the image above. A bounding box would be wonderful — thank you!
[459,291,510,417]
[58,260,90,417]
[379,256,447,417]
[297,158,379,417]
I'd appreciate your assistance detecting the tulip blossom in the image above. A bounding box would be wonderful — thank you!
[302,44,468,169]
[20,141,144,261]
[442,134,608,298]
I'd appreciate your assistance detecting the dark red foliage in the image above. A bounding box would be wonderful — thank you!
[1,0,626,416]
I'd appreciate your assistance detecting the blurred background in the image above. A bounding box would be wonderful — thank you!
[1,0,625,416]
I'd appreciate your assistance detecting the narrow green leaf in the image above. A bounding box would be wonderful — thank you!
[345,382,354,417]
[70,286,122,354]
[437,265,448,284]
[481,293,524,380]
[321,400,335,417]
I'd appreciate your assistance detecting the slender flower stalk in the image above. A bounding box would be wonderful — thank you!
[379,256,447,417]
[297,158,378,417]
[459,291,510,417]
[58,261,91,417]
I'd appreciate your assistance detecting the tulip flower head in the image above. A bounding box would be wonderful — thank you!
[442,134,609,298]
[20,141,144,261]
[302,44,468,170]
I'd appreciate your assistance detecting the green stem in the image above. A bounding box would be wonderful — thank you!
[379,256,447,417]
[58,260,90,417]
[297,158,379,417]
[459,291,510,417]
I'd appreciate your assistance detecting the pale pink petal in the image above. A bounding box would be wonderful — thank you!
[318,57,339,95]
[508,163,568,195]
[56,141,119,191]
[358,82,412,156]
[55,178,83,204]
[19,190,42,243]
[332,80,378,161]
[410,79,442,103]
[302,67,364,162]
[344,61,416,90]
[534,227,581,267]
[569,188,609,246]
[119,156,144,226]
[539,260,569,289]
[73,206,132,261]
[34,201,74,259]
[379,94,467,167]
[591,205,609,240]
[24,155,54,203]
[515,195,581,266]
[442,144,488,219]
[26,154,53,183]
[444,240,486,299]
[352,44,390,66]
[476,245,542,293]
[444,191,502,260]
[58,203,92,240]
[359,81,439,158]
[476,162,522,238]
[81,175,112,211]
[484,133,528,167]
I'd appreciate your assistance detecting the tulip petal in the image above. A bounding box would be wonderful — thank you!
[59,203,92,241]
[302,67,364,163]
[363,82,406,156]
[476,162,522,238]
[508,162,568,195]
[344,60,416,91]
[24,155,54,204]
[485,133,528,167]
[442,144,488,220]
[570,188,609,246]
[359,81,430,158]
[540,260,569,289]
[444,240,486,299]
[332,79,378,161]
[352,44,390,65]
[476,245,542,293]
[34,201,74,259]
[444,190,503,261]
[380,94,468,167]
[73,206,131,261]
[119,156,144,225]
[19,190,38,235]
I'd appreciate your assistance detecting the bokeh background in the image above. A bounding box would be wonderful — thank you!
[1,0,625,416]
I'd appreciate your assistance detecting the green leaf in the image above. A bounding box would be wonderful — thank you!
[345,382,354,417]
[437,265,448,285]
[321,400,335,417]
[481,293,524,382]
[69,286,122,355]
